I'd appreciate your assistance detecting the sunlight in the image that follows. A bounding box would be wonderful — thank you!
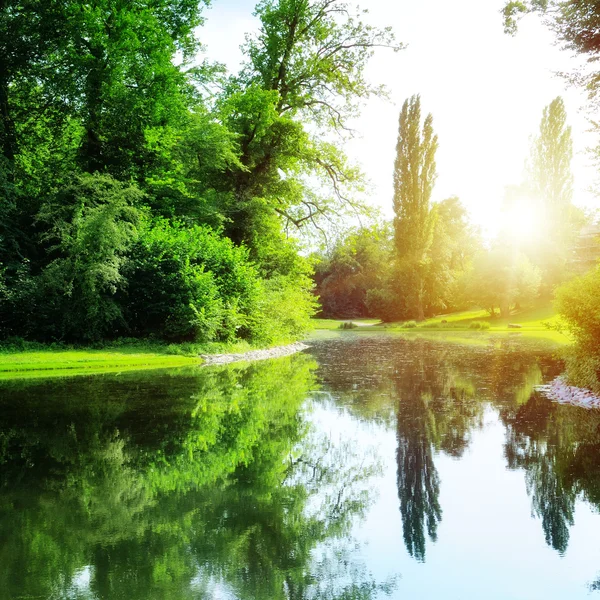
[500,203,540,241]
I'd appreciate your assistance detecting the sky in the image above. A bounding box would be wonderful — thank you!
[198,0,598,238]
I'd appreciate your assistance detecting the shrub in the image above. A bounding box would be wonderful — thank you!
[339,321,358,330]
[401,320,418,329]
[555,266,600,393]
[469,320,490,330]
[555,266,600,348]
[366,288,403,322]
[29,174,142,341]
[125,220,261,342]
[248,272,318,345]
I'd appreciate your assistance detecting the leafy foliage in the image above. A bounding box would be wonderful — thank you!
[124,220,261,342]
[314,223,394,318]
[467,246,541,317]
[555,264,600,350]
[0,0,399,344]
[393,95,439,321]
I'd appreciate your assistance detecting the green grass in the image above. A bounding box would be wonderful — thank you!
[311,318,380,330]
[310,304,571,345]
[0,339,257,380]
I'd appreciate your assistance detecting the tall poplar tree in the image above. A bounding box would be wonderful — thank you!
[526,96,582,293]
[393,95,438,321]
[529,97,573,219]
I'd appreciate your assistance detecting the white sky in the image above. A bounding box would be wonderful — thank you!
[199,0,599,238]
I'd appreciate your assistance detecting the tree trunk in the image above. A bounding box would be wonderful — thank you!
[0,68,16,174]
[79,46,105,173]
[416,276,425,321]
[417,298,425,321]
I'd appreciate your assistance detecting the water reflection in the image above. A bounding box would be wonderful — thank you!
[0,355,388,600]
[5,335,600,598]
[309,335,600,563]
[392,346,483,561]
[504,392,600,555]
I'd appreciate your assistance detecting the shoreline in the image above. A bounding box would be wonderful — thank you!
[536,377,600,409]
[0,340,311,380]
[200,342,310,366]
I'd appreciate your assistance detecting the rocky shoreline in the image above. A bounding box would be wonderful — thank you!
[200,342,310,366]
[535,376,600,409]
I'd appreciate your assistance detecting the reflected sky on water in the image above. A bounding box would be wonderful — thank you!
[2,335,600,599]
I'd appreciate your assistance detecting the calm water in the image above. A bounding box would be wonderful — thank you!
[1,335,600,599]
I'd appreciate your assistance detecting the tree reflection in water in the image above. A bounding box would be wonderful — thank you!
[0,355,393,600]
[5,335,600,597]
[309,336,600,562]
[393,344,483,561]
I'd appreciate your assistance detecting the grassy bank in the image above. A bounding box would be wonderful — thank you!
[310,305,571,346]
[1,305,567,379]
[0,339,257,380]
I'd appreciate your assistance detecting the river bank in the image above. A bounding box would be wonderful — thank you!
[310,305,571,346]
[200,342,309,366]
[0,338,306,379]
[536,376,600,409]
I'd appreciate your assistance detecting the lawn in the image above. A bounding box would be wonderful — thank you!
[310,318,381,330]
[0,339,256,379]
[0,349,197,380]
[310,304,571,345]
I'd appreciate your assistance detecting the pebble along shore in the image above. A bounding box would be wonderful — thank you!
[535,376,600,409]
[200,342,309,366]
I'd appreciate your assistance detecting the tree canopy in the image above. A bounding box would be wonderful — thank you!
[0,0,400,344]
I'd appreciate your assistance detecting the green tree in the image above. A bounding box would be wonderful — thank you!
[423,197,481,315]
[32,174,142,341]
[0,1,67,170]
[0,0,400,345]
[529,97,573,213]
[504,2,600,84]
[393,95,439,321]
[468,246,541,317]
[59,0,207,178]
[523,97,585,293]
[314,223,394,318]
[218,0,401,249]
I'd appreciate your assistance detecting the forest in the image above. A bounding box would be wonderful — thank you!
[0,0,599,375]
[0,0,402,345]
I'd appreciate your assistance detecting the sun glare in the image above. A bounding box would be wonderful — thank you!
[499,204,540,242]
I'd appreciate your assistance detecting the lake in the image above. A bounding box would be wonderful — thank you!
[1,334,600,599]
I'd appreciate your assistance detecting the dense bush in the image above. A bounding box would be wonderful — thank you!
[314,224,395,319]
[555,266,600,349]
[555,266,600,393]
[469,321,490,330]
[124,220,261,342]
[0,177,317,345]
[249,272,318,344]
[1,175,143,341]
[365,287,405,323]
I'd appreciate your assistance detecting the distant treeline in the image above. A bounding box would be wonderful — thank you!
[314,96,588,322]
